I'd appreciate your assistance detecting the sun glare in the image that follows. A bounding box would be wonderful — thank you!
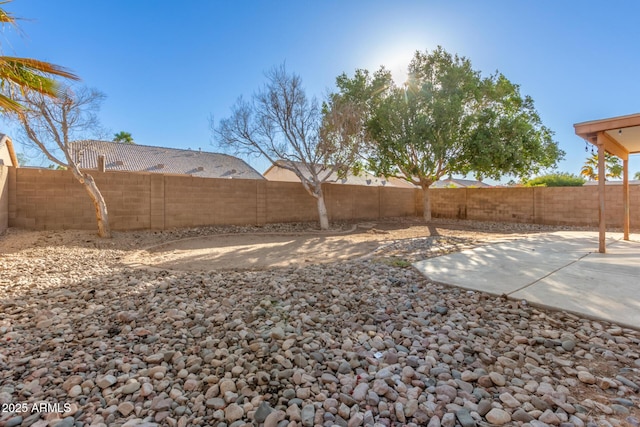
[370,47,416,86]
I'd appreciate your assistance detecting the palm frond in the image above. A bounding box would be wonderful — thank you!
[0,91,23,112]
[0,1,16,25]
[0,57,79,81]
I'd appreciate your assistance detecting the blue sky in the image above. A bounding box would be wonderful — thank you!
[2,1,640,180]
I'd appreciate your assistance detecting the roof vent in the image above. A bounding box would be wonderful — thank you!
[114,160,124,166]
[197,166,204,171]
[156,164,165,169]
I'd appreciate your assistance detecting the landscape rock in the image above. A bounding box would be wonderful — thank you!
[0,222,637,427]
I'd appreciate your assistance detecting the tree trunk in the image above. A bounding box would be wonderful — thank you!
[70,169,111,238]
[422,184,432,222]
[316,192,330,231]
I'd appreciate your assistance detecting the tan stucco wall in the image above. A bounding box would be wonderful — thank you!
[0,165,9,233]
[0,140,15,167]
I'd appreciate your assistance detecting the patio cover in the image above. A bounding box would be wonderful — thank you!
[574,113,640,252]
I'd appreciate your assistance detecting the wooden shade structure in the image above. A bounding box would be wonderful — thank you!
[574,113,640,253]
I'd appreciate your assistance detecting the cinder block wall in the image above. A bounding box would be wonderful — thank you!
[431,186,640,228]
[8,169,418,231]
[7,168,640,231]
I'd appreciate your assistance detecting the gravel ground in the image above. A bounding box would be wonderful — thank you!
[0,219,639,427]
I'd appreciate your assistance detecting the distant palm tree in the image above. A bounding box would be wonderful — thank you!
[113,131,135,144]
[580,153,622,181]
[0,1,78,113]
[634,171,640,180]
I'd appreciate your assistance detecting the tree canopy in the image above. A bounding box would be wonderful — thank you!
[0,1,78,113]
[332,46,564,220]
[113,131,134,144]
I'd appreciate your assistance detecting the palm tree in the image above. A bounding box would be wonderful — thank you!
[0,1,78,113]
[580,153,622,181]
[634,171,640,181]
[113,131,135,144]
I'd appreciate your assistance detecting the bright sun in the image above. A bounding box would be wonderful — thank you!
[370,46,416,85]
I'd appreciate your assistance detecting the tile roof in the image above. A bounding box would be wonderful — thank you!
[431,178,491,188]
[69,140,264,180]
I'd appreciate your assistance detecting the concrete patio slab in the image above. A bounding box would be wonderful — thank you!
[412,231,640,329]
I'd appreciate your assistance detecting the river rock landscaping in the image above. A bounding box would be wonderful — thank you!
[0,220,639,427]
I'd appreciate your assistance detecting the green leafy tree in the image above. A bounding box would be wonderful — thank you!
[634,171,640,180]
[580,153,622,181]
[0,1,78,113]
[113,131,134,144]
[523,172,585,187]
[333,46,564,220]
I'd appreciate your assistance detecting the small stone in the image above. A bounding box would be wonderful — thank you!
[263,410,285,427]
[338,361,352,374]
[122,381,141,395]
[512,408,534,422]
[611,404,630,415]
[68,384,82,397]
[301,404,315,427]
[270,326,285,340]
[117,311,138,322]
[224,403,244,422]
[4,417,23,427]
[118,402,135,416]
[52,417,75,427]
[539,409,561,424]
[477,399,492,416]
[485,408,511,425]
[348,412,364,427]
[489,372,506,386]
[562,340,576,351]
[145,353,164,364]
[499,392,521,408]
[219,379,237,394]
[255,401,273,423]
[455,408,476,427]
[578,371,596,384]
[141,382,154,397]
[441,412,456,427]
[352,383,369,401]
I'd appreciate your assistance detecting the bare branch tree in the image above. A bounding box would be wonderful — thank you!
[213,65,362,230]
[7,85,111,237]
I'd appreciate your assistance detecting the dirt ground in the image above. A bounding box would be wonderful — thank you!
[125,218,533,271]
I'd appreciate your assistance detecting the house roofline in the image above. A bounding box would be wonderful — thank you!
[0,134,19,167]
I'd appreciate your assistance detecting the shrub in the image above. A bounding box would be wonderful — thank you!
[523,173,585,187]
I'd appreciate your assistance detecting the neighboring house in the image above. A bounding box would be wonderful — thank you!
[0,134,18,167]
[431,178,491,188]
[69,140,264,180]
[263,161,417,188]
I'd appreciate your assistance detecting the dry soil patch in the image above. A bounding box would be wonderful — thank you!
[126,219,528,271]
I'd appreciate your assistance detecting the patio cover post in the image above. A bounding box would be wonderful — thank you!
[597,133,606,253]
[574,113,640,251]
[623,158,630,240]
